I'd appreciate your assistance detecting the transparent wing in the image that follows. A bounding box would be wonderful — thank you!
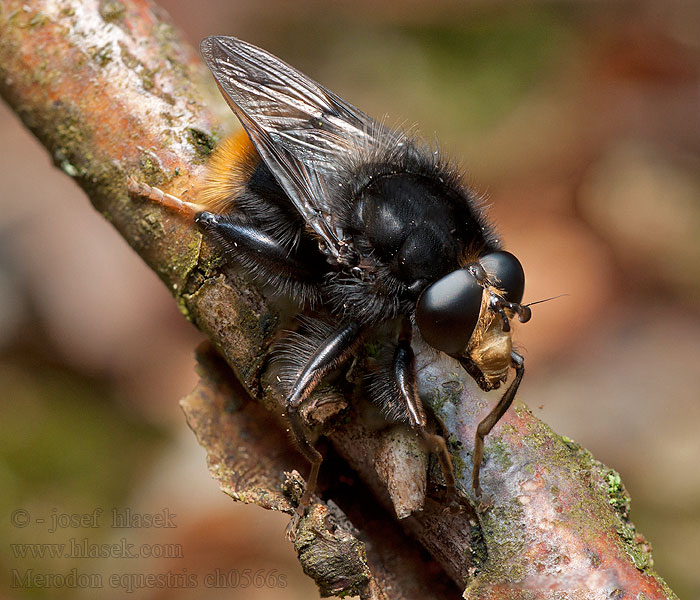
[200,35,381,261]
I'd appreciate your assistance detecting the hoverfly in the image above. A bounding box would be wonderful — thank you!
[138,36,532,510]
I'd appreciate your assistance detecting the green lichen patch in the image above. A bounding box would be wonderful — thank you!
[138,150,166,185]
[606,469,630,518]
[617,517,653,571]
[466,520,489,575]
[471,497,528,588]
[449,439,468,482]
[119,42,157,92]
[89,42,113,67]
[153,229,202,298]
[425,374,464,414]
[28,11,50,28]
[595,468,657,574]
[33,102,124,212]
[55,112,86,149]
[487,436,514,471]
[441,377,464,401]
[98,0,126,24]
[152,21,178,46]
[491,410,671,586]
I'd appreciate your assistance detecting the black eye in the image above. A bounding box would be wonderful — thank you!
[478,251,525,304]
[416,269,483,355]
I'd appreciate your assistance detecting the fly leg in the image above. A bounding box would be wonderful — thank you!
[127,177,206,216]
[194,211,322,288]
[129,178,313,280]
[472,350,524,499]
[128,179,325,303]
[284,321,365,512]
[393,319,458,502]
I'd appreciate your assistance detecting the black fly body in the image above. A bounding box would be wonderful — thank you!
[143,36,534,510]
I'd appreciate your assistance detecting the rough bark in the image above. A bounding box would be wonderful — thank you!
[0,1,678,598]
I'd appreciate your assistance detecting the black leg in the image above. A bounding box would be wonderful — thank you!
[283,321,365,510]
[129,178,326,304]
[195,211,318,283]
[472,350,525,498]
[286,408,323,515]
[392,318,457,493]
[195,211,325,304]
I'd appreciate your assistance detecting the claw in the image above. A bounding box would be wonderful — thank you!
[285,511,302,542]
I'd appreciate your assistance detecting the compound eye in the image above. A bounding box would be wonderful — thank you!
[479,251,525,304]
[416,269,483,355]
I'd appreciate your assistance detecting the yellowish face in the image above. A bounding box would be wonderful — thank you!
[467,296,513,390]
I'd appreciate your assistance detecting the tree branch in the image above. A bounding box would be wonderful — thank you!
[0,1,678,598]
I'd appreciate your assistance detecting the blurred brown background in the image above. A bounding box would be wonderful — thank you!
[1,1,699,598]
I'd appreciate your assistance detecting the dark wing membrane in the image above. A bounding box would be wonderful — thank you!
[200,35,380,261]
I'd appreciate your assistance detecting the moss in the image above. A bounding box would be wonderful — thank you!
[560,434,582,452]
[544,432,667,584]
[46,111,85,154]
[492,413,673,586]
[188,127,216,158]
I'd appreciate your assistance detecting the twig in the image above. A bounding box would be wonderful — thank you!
[0,1,678,598]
